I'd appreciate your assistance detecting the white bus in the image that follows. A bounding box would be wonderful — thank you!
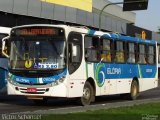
[2,24,158,105]
[0,27,11,94]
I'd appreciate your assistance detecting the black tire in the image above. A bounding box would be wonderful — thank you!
[128,80,139,100]
[79,81,94,106]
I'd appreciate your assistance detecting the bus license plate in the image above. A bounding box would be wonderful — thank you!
[27,88,37,92]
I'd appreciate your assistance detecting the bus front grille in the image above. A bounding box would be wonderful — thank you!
[17,87,46,94]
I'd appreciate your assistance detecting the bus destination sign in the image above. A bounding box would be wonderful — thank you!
[12,27,63,36]
[20,28,56,35]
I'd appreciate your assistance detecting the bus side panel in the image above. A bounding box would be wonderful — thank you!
[138,64,158,92]
[100,79,110,95]
[108,79,117,95]
[67,80,85,97]
[67,59,86,97]
[116,79,131,94]
[140,78,158,92]
[86,63,101,96]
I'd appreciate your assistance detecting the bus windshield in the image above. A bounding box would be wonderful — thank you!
[9,36,66,72]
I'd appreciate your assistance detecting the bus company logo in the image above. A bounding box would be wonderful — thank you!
[16,78,29,83]
[37,63,58,69]
[94,63,106,87]
[43,78,56,82]
[25,60,33,69]
[107,67,121,75]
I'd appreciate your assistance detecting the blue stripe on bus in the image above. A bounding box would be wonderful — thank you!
[88,30,96,36]
[94,63,157,87]
[9,69,67,84]
[103,33,156,45]
[94,63,157,79]
[87,31,156,45]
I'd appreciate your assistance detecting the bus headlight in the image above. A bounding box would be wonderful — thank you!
[7,77,18,85]
[59,76,65,83]
[52,76,66,86]
[7,75,18,85]
[54,81,59,86]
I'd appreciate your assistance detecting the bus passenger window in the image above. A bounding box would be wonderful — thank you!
[138,44,146,64]
[85,36,100,62]
[127,43,135,63]
[86,49,98,61]
[85,36,92,48]
[115,41,125,63]
[148,46,155,64]
[100,38,111,62]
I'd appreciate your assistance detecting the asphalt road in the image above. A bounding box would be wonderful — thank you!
[0,86,160,114]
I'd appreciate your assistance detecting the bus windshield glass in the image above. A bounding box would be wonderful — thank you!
[9,28,66,72]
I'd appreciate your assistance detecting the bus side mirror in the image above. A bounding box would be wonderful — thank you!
[2,36,10,58]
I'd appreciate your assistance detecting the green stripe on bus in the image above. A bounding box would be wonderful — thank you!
[85,63,88,79]
[155,70,158,78]
[138,64,143,78]
[37,78,39,83]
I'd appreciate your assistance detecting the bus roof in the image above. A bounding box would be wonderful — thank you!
[10,24,156,45]
[89,30,156,45]
[110,33,156,45]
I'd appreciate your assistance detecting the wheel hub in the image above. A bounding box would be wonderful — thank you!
[83,88,91,100]
[132,84,137,96]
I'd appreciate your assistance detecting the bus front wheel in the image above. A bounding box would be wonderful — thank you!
[80,81,94,106]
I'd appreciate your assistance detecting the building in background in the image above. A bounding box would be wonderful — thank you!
[0,0,159,41]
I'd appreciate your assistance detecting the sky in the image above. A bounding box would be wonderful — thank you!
[108,0,160,32]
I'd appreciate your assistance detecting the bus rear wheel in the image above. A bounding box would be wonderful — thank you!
[120,80,139,100]
[80,81,94,106]
[129,80,139,100]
